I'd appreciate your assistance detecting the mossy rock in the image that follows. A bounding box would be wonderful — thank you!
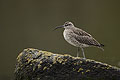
[14,48,120,80]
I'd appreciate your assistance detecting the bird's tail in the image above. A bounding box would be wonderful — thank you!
[98,44,105,51]
[99,47,104,51]
[100,44,104,47]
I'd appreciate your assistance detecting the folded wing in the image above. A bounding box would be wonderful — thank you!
[73,27,103,47]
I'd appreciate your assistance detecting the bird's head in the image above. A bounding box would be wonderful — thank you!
[54,21,74,30]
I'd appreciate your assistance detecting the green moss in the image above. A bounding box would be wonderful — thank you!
[78,68,83,72]
[73,68,76,71]
[15,48,120,80]
[43,66,47,70]
[37,64,41,69]
[86,70,90,72]
[81,72,84,74]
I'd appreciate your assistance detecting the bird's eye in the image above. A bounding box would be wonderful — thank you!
[68,24,71,26]
[65,23,71,26]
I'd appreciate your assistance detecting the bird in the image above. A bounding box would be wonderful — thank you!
[54,21,104,59]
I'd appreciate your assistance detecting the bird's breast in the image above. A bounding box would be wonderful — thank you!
[63,29,89,47]
[63,29,71,41]
[63,29,78,47]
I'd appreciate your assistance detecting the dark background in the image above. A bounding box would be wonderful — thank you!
[0,0,120,80]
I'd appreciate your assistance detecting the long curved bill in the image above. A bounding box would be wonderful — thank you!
[53,25,64,31]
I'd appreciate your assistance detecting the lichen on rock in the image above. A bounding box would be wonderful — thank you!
[14,48,120,80]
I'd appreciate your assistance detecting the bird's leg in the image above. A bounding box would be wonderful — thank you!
[77,47,80,57]
[81,47,86,59]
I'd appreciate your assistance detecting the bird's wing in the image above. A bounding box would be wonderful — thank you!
[73,28,101,47]
[72,27,92,37]
[74,35,101,47]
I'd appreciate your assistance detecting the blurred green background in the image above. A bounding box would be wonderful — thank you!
[0,0,120,80]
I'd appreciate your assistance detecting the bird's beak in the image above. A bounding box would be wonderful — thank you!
[53,25,64,31]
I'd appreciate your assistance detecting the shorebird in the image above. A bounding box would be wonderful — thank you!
[54,21,104,59]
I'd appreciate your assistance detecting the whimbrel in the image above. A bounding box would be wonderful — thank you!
[54,21,104,59]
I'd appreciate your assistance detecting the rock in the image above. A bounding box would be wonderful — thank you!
[14,48,120,80]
